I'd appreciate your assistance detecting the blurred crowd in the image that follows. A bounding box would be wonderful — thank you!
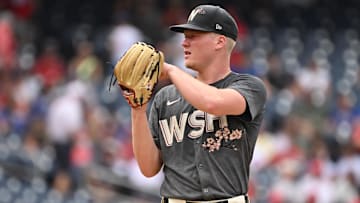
[0,0,360,202]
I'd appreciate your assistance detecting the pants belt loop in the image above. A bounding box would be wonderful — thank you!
[161,197,169,203]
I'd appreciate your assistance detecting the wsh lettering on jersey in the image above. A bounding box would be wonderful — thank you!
[159,110,244,152]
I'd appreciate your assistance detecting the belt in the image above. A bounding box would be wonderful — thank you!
[161,195,249,203]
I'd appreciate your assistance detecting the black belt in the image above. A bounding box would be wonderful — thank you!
[162,195,249,203]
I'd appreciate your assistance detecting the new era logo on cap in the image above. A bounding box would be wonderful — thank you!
[169,4,239,41]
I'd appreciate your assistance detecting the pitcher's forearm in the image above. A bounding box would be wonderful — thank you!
[131,107,163,177]
[165,63,246,116]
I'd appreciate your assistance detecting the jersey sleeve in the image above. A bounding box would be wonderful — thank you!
[228,75,267,120]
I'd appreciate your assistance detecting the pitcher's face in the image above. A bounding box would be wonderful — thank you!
[182,30,218,71]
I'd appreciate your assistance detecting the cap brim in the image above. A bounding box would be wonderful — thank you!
[169,23,211,33]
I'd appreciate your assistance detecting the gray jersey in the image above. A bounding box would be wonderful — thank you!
[149,72,266,201]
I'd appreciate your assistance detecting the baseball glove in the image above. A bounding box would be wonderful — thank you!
[109,42,164,108]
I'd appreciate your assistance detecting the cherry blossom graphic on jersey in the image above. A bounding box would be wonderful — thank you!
[202,127,245,152]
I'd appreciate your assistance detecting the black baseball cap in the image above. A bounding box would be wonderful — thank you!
[169,5,238,41]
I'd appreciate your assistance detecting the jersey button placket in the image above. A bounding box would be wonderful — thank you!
[195,139,208,197]
[198,163,203,169]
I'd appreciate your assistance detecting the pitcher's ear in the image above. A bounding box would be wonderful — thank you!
[215,35,226,50]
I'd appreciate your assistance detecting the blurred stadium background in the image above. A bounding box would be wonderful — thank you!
[0,0,360,202]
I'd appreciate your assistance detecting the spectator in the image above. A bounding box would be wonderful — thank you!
[0,12,16,70]
[107,14,144,66]
[46,80,88,170]
[32,39,66,90]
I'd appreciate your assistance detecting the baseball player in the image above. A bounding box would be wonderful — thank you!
[129,4,266,203]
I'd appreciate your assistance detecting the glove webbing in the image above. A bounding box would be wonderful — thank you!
[108,44,162,92]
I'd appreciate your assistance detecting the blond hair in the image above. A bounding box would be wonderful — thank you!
[210,33,236,54]
[226,37,236,53]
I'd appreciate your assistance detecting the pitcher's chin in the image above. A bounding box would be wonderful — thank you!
[184,60,193,69]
